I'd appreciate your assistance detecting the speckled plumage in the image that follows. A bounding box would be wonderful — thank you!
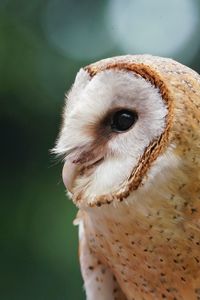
[55,55,200,300]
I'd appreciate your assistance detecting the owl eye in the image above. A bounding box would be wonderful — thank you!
[111,109,138,132]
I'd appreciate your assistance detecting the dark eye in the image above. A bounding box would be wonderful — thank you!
[111,109,138,132]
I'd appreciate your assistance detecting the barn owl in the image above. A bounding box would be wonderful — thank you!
[54,55,200,300]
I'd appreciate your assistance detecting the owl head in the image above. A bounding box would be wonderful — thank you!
[54,55,200,208]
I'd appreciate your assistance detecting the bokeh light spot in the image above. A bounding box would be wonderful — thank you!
[43,0,115,61]
[106,0,200,62]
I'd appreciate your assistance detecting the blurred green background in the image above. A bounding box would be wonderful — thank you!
[1,0,200,299]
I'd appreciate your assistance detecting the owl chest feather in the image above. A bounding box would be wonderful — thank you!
[83,190,200,300]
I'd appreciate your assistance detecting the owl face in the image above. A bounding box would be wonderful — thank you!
[54,61,172,207]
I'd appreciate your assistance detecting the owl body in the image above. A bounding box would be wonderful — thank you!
[54,55,200,300]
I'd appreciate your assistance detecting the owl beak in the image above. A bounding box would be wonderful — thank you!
[62,160,80,193]
[62,152,104,193]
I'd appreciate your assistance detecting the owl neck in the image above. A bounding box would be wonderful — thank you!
[81,142,200,232]
[84,162,200,233]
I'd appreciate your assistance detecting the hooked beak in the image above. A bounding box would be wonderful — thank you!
[62,155,104,193]
[62,160,80,193]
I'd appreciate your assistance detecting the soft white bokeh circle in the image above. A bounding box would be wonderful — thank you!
[43,0,115,60]
[106,0,200,62]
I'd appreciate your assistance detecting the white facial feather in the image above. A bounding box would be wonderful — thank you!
[55,68,168,205]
